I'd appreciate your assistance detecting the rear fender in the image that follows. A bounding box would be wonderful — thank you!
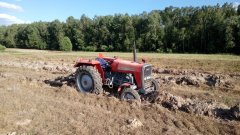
[74,59,105,82]
[117,83,131,92]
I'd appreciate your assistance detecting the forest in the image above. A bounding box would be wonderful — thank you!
[0,3,240,54]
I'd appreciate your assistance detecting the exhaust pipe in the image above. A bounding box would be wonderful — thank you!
[133,41,137,62]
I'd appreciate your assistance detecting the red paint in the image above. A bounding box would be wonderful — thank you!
[107,58,143,89]
[74,58,105,83]
[74,56,144,89]
[117,83,131,92]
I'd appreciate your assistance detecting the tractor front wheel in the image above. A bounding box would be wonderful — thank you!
[75,65,103,94]
[120,88,141,102]
[143,78,160,103]
[150,78,159,91]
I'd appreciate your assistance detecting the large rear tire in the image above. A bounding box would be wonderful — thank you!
[75,65,103,94]
[120,88,141,102]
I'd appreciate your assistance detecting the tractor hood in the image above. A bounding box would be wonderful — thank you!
[109,58,152,90]
[110,58,145,73]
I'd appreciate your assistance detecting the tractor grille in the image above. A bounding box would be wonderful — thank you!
[144,79,152,89]
[143,65,152,78]
[141,65,153,94]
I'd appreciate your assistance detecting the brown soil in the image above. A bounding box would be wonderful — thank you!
[0,50,240,135]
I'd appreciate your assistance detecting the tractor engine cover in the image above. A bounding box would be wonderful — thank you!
[107,58,152,90]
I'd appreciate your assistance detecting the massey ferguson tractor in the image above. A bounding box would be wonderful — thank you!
[73,45,159,102]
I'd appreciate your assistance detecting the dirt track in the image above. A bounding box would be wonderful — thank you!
[0,50,240,135]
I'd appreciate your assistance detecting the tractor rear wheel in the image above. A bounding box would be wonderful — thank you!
[120,88,141,102]
[75,65,103,94]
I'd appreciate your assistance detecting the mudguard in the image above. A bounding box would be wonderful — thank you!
[117,83,131,92]
[74,58,105,82]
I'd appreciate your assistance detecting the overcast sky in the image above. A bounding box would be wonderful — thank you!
[0,0,239,25]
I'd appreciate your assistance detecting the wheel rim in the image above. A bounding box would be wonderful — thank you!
[123,92,136,100]
[77,73,93,92]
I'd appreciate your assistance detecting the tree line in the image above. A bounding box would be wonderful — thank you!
[0,3,240,54]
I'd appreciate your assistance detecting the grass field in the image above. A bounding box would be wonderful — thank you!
[2,48,240,73]
[3,48,240,60]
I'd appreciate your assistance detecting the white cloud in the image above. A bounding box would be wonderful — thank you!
[233,2,240,10]
[0,13,30,25]
[0,1,23,12]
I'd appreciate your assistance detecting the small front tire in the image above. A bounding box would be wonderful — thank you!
[120,88,141,102]
[143,78,160,103]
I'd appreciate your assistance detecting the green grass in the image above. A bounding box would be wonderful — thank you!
[0,44,6,51]
[2,48,240,61]
[1,48,240,73]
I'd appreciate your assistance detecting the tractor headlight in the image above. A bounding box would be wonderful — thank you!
[142,64,152,79]
[144,76,151,80]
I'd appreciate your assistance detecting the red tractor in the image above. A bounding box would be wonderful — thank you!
[73,47,159,102]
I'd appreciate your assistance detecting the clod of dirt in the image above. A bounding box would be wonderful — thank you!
[205,75,219,87]
[152,68,173,74]
[56,66,70,73]
[126,118,143,129]
[0,73,7,78]
[230,103,240,120]
[0,60,75,74]
[181,101,230,117]
[7,132,17,135]
[153,68,234,89]
[43,65,54,71]
[154,91,239,121]
[176,76,199,86]
[173,120,184,128]
[155,92,188,111]
[15,119,32,126]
